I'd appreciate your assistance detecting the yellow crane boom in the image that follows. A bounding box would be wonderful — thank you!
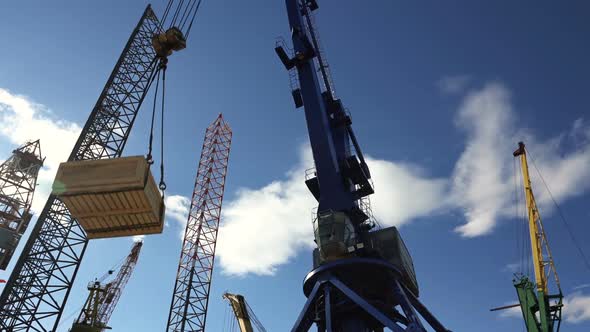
[223,293,254,332]
[223,292,266,332]
[512,142,563,332]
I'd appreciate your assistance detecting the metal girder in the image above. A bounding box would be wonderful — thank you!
[0,6,160,331]
[291,272,450,332]
[0,141,43,270]
[166,114,232,332]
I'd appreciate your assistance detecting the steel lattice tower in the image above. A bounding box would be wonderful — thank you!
[166,114,232,332]
[0,141,43,271]
[0,6,161,331]
[73,241,143,330]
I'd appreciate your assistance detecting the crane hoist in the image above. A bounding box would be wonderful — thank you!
[223,292,266,332]
[276,1,450,331]
[510,142,563,332]
[70,241,143,332]
[0,1,204,330]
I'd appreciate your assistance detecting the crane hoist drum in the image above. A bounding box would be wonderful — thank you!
[152,27,186,58]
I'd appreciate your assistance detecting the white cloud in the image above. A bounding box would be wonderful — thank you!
[165,195,190,227]
[573,284,590,291]
[437,75,472,94]
[450,83,515,236]
[215,147,447,276]
[0,88,81,212]
[503,262,520,273]
[368,159,448,227]
[450,83,590,237]
[132,235,145,242]
[216,147,317,276]
[564,292,590,323]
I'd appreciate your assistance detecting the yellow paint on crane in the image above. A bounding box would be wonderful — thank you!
[513,142,562,294]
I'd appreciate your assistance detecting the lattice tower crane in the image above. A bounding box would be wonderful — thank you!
[0,1,204,330]
[0,140,43,271]
[275,1,451,331]
[512,142,563,332]
[70,241,143,332]
[166,114,232,331]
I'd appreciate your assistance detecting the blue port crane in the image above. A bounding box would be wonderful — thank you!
[276,1,452,331]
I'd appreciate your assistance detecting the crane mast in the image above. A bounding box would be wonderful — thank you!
[71,241,143,332]
[166,114,232,332]
[0,8,160,330]
[276,1,450,331]
[0,140,43,271]
[512,142,563,332]
[0,0,203,328]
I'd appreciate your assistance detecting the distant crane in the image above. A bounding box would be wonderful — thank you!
[0,1,204,330]
[276,1,450,331]
[70,241,143,332]
[492,142,563,332]
[166,114,232,331]
[223,292,266,332]
[0,140,43,271]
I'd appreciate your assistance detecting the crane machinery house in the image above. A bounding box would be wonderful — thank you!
[52,156,165,239]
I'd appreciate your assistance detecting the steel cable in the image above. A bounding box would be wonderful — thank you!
[526,148,590,273]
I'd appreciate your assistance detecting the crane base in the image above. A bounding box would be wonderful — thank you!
[293,258,450,332]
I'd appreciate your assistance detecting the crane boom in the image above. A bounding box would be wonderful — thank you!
[0,0,204,328]
[71,241,143,332]
[223,292,266,332]
[512,142,563,332]
[166,114,232,331]
[223,293,254,332]
[0,8,160,330]
[277,1,449,331]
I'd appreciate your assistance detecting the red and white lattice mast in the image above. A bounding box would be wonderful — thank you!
[166,114,232,331]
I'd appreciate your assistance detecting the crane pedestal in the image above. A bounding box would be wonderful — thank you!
[292,258,450,332]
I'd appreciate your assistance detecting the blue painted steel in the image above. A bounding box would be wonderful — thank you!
[281,1,450,331]
[329,277,405,332]
[291,280,323,332]
[391,279,425,331]
[284,0,355,213]
[325,284,332,332]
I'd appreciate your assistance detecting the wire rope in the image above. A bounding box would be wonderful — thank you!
[159,64,167,192]
[526,148,590,273]
[146,69,161,165]
[183,0,203,39]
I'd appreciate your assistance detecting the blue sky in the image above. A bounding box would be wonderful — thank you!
[1,1,590,331]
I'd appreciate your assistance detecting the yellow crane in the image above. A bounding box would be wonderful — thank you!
[511,142,563,332]
[223,292,266,332]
